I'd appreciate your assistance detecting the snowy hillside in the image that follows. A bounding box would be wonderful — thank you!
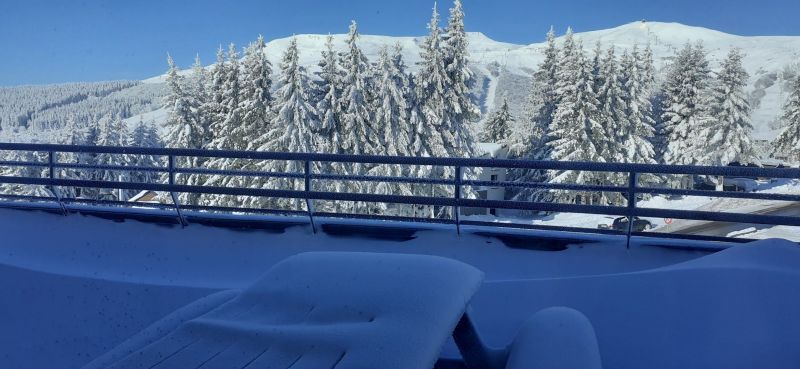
[141,21,800,141]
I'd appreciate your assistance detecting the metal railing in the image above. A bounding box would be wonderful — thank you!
[1,143,799,243]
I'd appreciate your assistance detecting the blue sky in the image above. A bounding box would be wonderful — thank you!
[1,0,798,86]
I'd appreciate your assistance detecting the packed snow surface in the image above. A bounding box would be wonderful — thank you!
[0,208,798,369]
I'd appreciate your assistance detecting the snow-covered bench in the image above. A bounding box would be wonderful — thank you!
[82,252,602,369]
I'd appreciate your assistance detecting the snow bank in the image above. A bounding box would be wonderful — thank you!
[505,307,602,369]
[468,239,800,369]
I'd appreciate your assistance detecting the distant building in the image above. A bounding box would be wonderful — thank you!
[462,143,510,217]
[128,190,163,204]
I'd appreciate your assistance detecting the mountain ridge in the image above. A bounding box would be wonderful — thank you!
[139,21,800,141]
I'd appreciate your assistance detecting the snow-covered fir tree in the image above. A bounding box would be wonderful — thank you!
[706,48,755,165]
[163,55,203,150]
[95,115,132,200]
[367,45,415,213]
[413,3,456,216]
[337,21,377,212]
[661,42,714,169]
[240,36,273,140]
[774,74,800,162]
[441,0,480,158]
[0,141,48,197]
[250,38,317,210]
[206,46,229,136]
[619,46,657,165]
[203,44,249,207]
[190,54,212,145]
[129,119,163,185]
[314,35,343,153]
[207,43,243,151]
[338,21,376,161]
[161,54,205,205]
[595,46,628,164]
[508,27,558,203]
[548,35,607,204]
[481,96,514,143]
[415,4,450,159]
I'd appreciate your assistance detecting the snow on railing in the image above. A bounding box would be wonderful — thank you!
[1,142,799,244]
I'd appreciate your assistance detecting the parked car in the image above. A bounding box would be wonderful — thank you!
[598,216,653,232]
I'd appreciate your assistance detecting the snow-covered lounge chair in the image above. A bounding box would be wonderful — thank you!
[82,252,602,369]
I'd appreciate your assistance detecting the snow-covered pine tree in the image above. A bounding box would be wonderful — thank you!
[595,46,628,164]
[234,36,275,203]
[590,42,605,93]
[206,46,229,137]
[207,43,242,150]
[203,43,248,207]
[162,54,205,205]
[337,21,377,212]
[614,46,659,196]
[413,3,454,216]
[706,48,755,166]
[0,140,48,198]
[621,46,657,165]
[190,54,212,146]
[338,21,376,160]
[481,96,514,143]
[532,26,560,140]
[367,46,415,213]
[661,42,714,170]
[617,45,656,164]
[416,4,449,159]
[56,115,85,198]
[774,74,800,162]
[314,35,343,153]
[507,27,559,203]
[129,119,163,185]
[95,115,131,200]
[441,0,480,158]
[250,38,318,210]
[547,37,606,204]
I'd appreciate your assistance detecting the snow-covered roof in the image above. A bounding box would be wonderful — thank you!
[476,142,507,158]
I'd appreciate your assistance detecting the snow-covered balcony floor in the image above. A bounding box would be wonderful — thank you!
[1,207,797,369]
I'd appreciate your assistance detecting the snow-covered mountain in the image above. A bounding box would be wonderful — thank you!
[140,21,800,141]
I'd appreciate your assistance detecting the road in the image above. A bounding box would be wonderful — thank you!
[656,202,800,238]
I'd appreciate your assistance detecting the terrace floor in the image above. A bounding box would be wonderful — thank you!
[1,207,795,369]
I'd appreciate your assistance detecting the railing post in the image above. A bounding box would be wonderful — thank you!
[454,166,462,235]
[626,171,637,249]
[48,151,67,216]
[168,155,187,227]
[304,160,316,234]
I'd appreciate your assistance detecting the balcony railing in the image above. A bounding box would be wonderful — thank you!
[1,142,799,244]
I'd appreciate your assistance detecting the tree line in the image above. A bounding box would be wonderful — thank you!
[162,0,478,213]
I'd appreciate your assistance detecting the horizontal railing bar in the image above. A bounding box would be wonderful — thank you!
[56,163,168,173]
[60,197,174,210]
[0,160,48,167]
[637,187,800,202]
[0,193,58,202]
[173,167,305,179]
[311,173,455,186]
[2,143,798,178]
[464,179,625,193]
[458,219,625,236]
